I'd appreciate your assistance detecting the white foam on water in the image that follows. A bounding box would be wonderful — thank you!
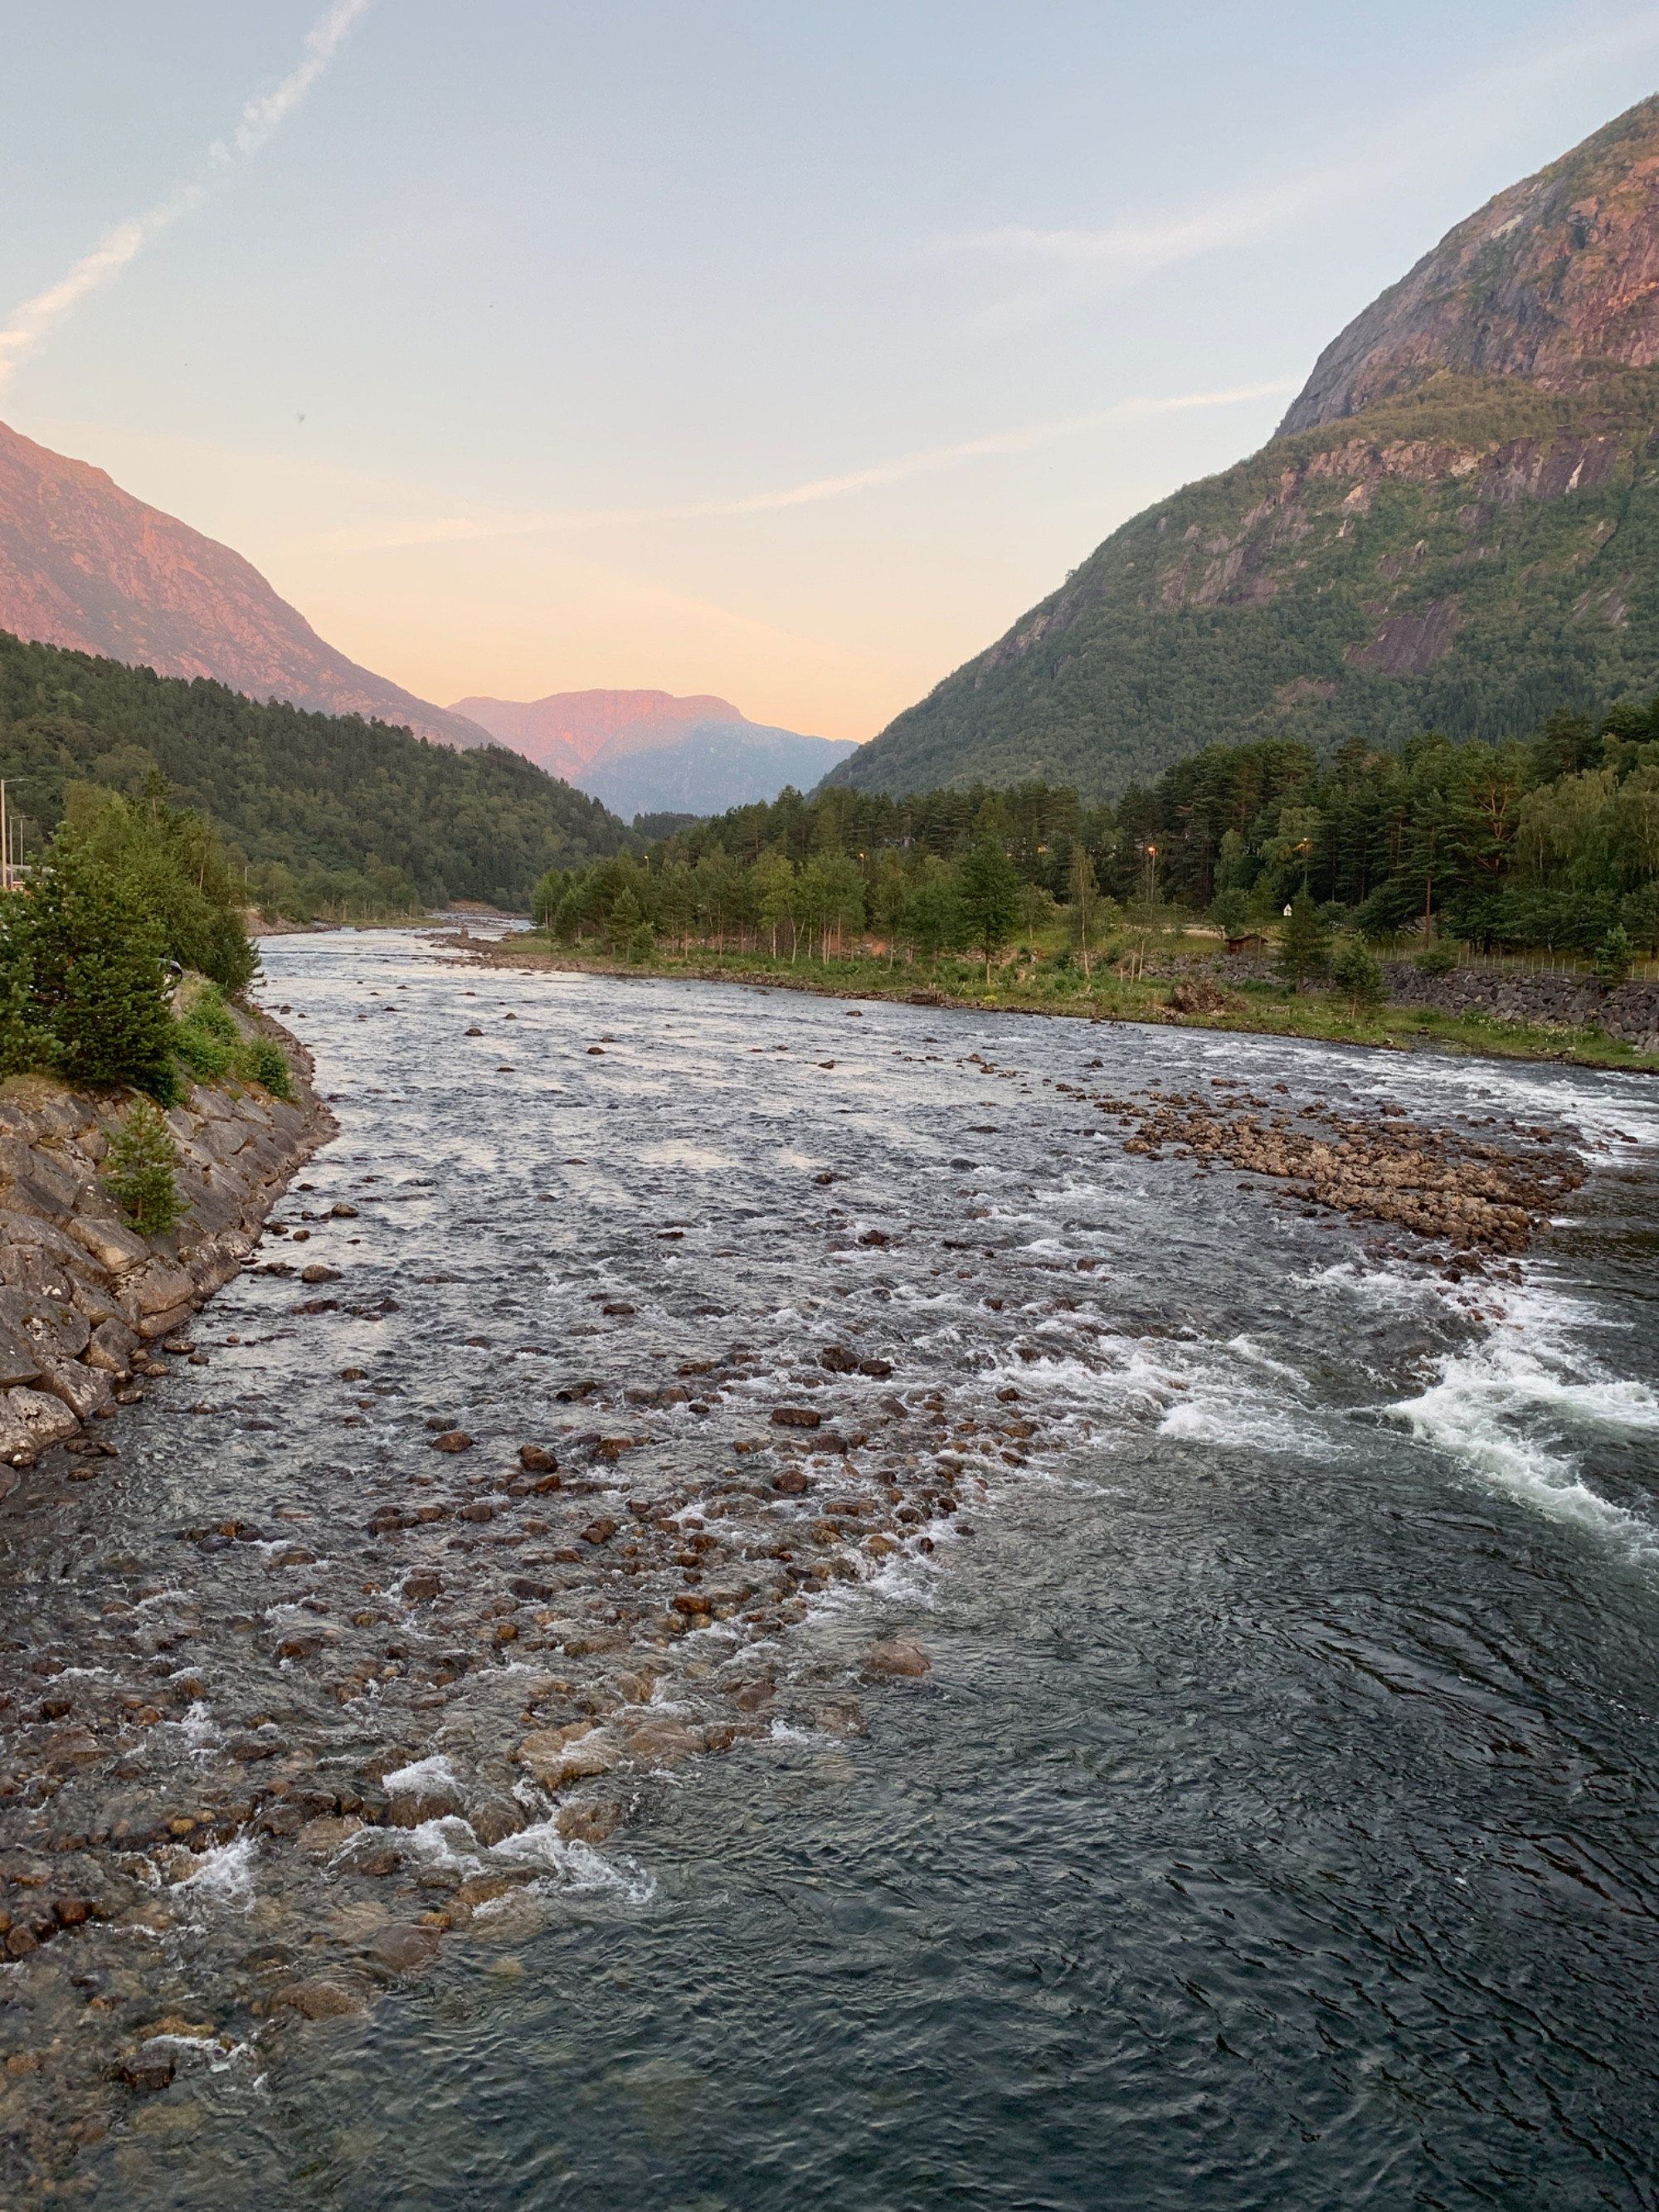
[1388,1279,1659,1550]
[493,1821,656,1904]
[1157,1387,1345,1461]
[397,1815,486,1874]
[1225,1334,1313,1386]
[380,1752,460,1796]
[174,1834,259,1911]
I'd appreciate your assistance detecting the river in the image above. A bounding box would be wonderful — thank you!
[2,925,1658,2208]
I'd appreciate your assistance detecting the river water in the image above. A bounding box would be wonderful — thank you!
[3,926,1659,2209]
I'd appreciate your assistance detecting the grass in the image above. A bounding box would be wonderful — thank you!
[478,929,1659,1075]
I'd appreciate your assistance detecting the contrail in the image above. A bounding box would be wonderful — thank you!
[0,0,372,397]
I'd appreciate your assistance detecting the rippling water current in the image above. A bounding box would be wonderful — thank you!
[4,929,1659,2209]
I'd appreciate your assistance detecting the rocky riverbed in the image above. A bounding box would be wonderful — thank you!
[2,931,1656,2207]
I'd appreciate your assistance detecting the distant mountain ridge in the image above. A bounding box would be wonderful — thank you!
[450,687,748,782]
[456,686,859,818]
[830,94,1659,802]
[0,419,493,751]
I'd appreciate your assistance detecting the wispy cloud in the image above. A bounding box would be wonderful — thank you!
[953,176,1337,285]
[0,0,372,397]
[314,379,1297,553]
[947,12,1659,306]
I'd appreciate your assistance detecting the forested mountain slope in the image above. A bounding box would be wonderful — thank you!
[830,96,1659,802]
[0,419,492,752]
[0,631,633,910]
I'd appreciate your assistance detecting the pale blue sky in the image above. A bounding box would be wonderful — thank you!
[3,2,1658,737]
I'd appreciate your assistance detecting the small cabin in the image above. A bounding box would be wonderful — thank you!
[1224,932,1267,954]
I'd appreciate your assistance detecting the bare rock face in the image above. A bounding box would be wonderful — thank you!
[0,1020,331,1474]
[1280,95,1659,433]
[0,420,492,750]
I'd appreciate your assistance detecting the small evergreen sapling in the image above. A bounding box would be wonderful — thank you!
[103,1099,185,1236]
[1329,935,1387,1018]
[1594,924,1634,985]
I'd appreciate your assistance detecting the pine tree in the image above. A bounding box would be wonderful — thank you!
[1329,935,1386,1017]
[1276,894,1331,992]
[19,846,178,1099]
[959,838,1021,983]
[102,1099,185,1236]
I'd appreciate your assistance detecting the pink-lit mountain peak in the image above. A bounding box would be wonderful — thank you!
[450,688,751,777]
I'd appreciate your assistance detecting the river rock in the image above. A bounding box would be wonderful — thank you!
[515,1724,620,1786]
[431,1430,473,1453]
[388,1783,462,1827]
[368,1922,440,1974]
[0,1386,78,1460]
[36,1357,110,1420]
[518,1444,558,1472]
[85,1317,139,1372]
[771,1407,821,1428]
[275,1980,362,2020]
[865,1639,932,1678]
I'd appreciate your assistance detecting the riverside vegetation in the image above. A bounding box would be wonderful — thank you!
[0,631,633,923]
[518,698,1659,1071]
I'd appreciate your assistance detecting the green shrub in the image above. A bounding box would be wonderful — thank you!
[174,982,296,1099]
[1413,940,1459,977]
[103,1099,185,1236]
[248,1037,295,1100]
[0,928,55,1079]
[174,986,241,1082]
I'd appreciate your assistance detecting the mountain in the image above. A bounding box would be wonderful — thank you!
[0,629,634,909]
[455,686,859,817]
[0,419,494,752]
[450,688,747,783]
[829,95,1659,802]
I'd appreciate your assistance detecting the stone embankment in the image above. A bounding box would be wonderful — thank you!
[1379,962,1659,1052]
[0,1016,332,1489]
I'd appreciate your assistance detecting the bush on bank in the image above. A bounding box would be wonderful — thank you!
[0,777,289,1103]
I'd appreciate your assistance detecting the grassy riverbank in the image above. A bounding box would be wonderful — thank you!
[456,931,1659,1074]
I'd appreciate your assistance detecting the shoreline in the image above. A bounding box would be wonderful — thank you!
[0,1006,334,1498]
[439,937,1659,1078]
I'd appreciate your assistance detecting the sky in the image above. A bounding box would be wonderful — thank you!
[3,2,1659,744]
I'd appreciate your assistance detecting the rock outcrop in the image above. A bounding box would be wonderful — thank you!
[1279,95,1659,434]
[0,419,492,751]
[0,1019,331,1488]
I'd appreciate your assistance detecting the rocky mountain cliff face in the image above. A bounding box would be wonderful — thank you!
[831,96,1659,802]
[0,421,492,752]
[1281,96,1659,434]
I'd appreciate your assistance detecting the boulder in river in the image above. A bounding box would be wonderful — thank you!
[865,1639,932,1678]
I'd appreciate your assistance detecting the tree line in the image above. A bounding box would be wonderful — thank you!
[0,630,635,918]
[532,698,1659,977]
